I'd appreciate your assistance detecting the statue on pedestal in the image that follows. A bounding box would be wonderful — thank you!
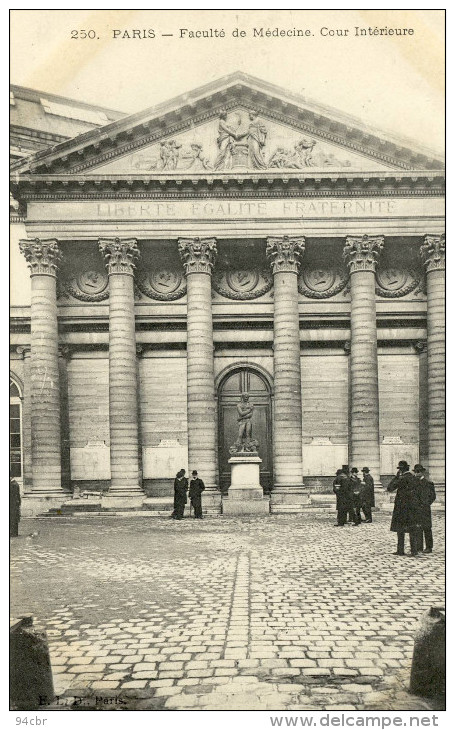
[229,393,259,455]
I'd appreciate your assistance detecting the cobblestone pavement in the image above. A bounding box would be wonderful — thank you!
[11,513,444,711]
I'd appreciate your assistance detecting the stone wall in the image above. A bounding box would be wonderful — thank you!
[301,351,349,480]
[378,351,420,479]
[67,354,111,486]
[139,353,188,494]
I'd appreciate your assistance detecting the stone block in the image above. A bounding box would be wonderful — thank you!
[222,498,270,515]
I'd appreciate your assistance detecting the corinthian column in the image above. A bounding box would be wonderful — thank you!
[19,239,64,493]
[99,238,142,493]
[266,236,305,492]
[178,237,218,490]
[420,234,445,485]
[343,235,384,483]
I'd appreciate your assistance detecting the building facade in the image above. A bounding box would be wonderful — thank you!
[10,73,445,515]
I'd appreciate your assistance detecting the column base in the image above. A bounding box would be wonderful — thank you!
[222,496,270,515]
[270,488,311,514]
[101,493,144,510]
[21,493,71,518]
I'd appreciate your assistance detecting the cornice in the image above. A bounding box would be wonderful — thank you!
[10,125,69,145]
[10,170,445,202]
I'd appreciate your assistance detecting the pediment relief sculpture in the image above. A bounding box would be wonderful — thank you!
[89,108,387,175]
[213,266,273,300]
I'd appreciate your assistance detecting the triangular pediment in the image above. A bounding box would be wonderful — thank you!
[11,72,443,176]
[85,107,394,174]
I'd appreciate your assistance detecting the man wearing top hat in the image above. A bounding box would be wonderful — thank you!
[413,464,436,554]
[333,467,351,527]
[349,467,362,526]
[387,460,420,556]
[360,467,375,523]
[189,470,205,519]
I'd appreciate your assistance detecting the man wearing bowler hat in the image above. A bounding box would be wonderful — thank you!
[360,467,375,523]
[387,460,420,556]
[413,464,436,553]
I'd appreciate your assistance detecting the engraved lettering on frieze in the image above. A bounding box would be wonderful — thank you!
[298,266,349,299]
[94,199,397,220]
[213,267,273,300]
[136,267,187,301]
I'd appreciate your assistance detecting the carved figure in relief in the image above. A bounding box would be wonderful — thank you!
[214,111,242,170]
[245,111,268,169]
[183,143,213,171]
[78,270,107,294]
[268,137,317,169]
[160,139,181,170]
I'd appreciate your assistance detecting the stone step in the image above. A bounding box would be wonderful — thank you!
[36,510,222,519]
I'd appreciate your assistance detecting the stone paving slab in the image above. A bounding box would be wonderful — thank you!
[10,513,444,711]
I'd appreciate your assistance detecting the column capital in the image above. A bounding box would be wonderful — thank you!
[266,236,305,275]
[19,238,61,277]
[178,237,217,275]
[420,234,445,273]
[99,237,140,275]
[343,234,384,274]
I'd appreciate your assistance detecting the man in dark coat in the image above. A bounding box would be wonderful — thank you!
[189,470,205,519]
[10,476,21,537]
[387,460,420,556]
[333,468,352,526]
[413,464,436,553]
[360,467,375,523]
[349,467,362,525]
[172,469,188,520]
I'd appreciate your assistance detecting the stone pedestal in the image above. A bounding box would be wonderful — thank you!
[223,455,270,515]
[231,143,249,171]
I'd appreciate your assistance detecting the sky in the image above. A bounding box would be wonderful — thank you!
[10,9,445,154]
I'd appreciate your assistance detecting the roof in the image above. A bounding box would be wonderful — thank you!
[10,85,126,159]
[10,72,444,175]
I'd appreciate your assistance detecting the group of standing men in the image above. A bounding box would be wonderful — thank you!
[333,460,436,557]
[387,460,436,557]
[333,465,375,526]
[171,469,205,520]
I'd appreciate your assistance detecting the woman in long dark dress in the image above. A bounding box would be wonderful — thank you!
[172,469,188,520]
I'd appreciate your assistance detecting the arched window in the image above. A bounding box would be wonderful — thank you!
[10,377,23,479]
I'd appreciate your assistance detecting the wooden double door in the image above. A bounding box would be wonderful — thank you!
[218,368,273,493]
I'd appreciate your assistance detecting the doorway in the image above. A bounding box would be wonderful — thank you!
[218,367,273,493]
